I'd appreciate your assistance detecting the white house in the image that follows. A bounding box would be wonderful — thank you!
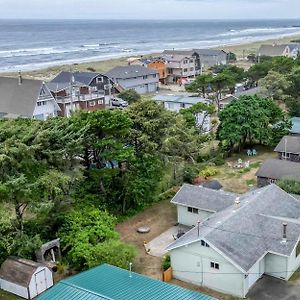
[167,184,300,298]
[0,75,60,120]
[153,95,212,133]
[0,257,53,299]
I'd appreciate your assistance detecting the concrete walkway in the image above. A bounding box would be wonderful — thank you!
[145,225,190,257]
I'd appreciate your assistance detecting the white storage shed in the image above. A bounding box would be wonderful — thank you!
[0,257,53,299]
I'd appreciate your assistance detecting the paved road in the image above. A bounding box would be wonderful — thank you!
[248,276,300,300]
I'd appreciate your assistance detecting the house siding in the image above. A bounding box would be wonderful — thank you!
[277,152,300,163]
[177,205,213,227]
[287,244,300,280]
[0,280,28,299]
[112,75,159,94]
[170,242,246,298]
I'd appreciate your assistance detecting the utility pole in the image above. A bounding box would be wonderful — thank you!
[69,71,75,116]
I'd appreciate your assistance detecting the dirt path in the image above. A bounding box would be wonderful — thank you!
[116,199,177,280]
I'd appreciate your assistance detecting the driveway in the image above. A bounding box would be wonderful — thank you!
[247,276,300,300]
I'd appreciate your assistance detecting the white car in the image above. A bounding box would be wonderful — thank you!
[111,98,128,107]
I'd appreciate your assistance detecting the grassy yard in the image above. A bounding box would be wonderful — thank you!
[211,146,276,194]
[0,290,22,300]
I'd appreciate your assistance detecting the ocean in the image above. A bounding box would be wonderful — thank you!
[1,19,300,72]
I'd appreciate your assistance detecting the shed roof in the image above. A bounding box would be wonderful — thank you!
[255,158,300,180]
[105,65,158,80]
[258,44,287,57]
[0,257,46,287]
[171,183,236,212]
[167,185,300,272]
[0,76,42,117]
[37,264,215,300]
[274,136,300,154]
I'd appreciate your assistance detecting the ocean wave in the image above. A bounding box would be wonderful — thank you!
[219,26,299,37]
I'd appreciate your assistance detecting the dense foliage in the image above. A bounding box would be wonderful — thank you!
[0,100,206,269]
[217,95,291,150]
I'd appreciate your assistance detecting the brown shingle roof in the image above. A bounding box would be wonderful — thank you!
[0,257,46,287]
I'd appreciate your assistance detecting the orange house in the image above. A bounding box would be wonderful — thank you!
[147,60,167,84]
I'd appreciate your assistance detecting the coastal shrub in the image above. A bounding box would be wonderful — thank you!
[213,155,225,166]
[162,255,171,271]
[199,166,218,178]
[118,89,141,104]
[183,164,199,183]
[277,178,300,195]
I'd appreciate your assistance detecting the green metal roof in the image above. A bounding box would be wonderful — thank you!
[37,264,216,300]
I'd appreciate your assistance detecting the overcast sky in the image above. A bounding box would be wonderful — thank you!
[1,0,299,20]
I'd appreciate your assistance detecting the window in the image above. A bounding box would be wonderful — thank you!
[143,75,148,79]
[187,207,198,214]
[183,68,188,72]
[190,67,194,71]
[210,262,219,270]
[98,99,103,105]
[184,60,188,64]
[96,77,104,83]
[282,152,290,159]
[201,240,210,247]
[89,101,96,107]
[269,179,277,184]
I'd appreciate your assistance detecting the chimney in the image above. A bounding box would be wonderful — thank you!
[18,71,22,85]
[282,223,287,243]
[235,197,241,208]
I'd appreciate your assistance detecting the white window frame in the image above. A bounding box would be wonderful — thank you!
[89,101,96,107]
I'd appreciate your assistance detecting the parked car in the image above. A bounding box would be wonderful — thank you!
[111,98,128,107]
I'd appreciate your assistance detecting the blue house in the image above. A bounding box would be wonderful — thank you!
[37,264,215,300]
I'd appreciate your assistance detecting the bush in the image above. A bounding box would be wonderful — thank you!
[199,166,218,178]
[118,89,141,104]
[162,255,171,271]
[87,67,96,72]
[213,155,225,166]
[183,164,198,183]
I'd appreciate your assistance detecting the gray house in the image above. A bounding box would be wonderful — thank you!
[105,65,159,94]
[162,51,197,84]
[0,75,60,120]
[153,95,212,132]
[193,49,227,68]
[256,158,300,187]
[167,184,300,298]
[274,135,300,162]
[258,44,300,59]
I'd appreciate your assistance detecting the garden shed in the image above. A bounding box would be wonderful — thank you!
[0,257,53,299]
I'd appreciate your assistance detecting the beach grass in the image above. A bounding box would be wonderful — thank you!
[2,34,300,81]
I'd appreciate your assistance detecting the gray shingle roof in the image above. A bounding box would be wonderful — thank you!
[163,50,197,56]
[258,44,287,57]
[255,158,300,180]
[193,49,226,56]
[51,71,101,86]
[0,76,42,117]
[274,136,300,154]
[105,65,158,79]
[170,184,237,212]
[167,185,300,272]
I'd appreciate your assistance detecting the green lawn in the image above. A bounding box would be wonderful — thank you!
[0,290,22,300]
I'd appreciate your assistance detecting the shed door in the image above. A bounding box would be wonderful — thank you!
[35,269,47,295]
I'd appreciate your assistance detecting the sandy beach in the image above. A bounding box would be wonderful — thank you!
[3,33,300,81]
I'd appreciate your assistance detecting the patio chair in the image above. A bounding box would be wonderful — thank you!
[252,149,257,156]
[247,149,252,156]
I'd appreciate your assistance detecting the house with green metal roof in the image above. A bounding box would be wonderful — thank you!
[37,264,216,300]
